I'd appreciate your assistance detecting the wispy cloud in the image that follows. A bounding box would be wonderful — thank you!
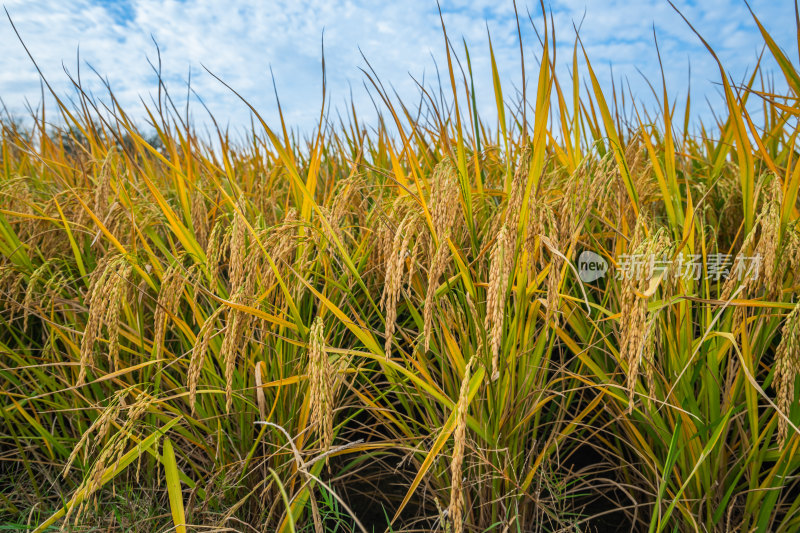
[0,0,795,137]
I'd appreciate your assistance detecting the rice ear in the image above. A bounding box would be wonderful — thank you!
[308,316,334,456]
[189,306,224,414]
[486,225,511,381]
[775,303,800,448]
[449,356,473,533]
[78,255,132,384]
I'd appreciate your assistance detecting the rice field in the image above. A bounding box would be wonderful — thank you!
[1,3,800,532]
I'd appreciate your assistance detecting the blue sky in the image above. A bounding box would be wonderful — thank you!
[0,0,796,139]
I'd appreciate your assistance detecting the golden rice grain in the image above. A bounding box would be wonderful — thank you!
[191,184,210,249]
[261,208,298,302]
[449,356,473,533]
[63,393,123,477]
[153,260,188,360]
[486,225,511,380]
[78,255,132,384]
[423,241,449,352]
[774,302,800,448]
[382,214,417,357]
[189,306,224,413]
[22,261,50,332]
[221,304,246,414]
[229,208,248,293]
[422,160,461,352]
[722,177,782,301]
[619,225,670,412]
[308,316,334,455]
[429,159,460,240]
[67,390,151,525]
[204,220,228,285]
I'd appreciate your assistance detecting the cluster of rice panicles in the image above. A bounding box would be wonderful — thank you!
[79,254,133,384]
[65,390,151,525]
[323,177,361,246]
[260,208,299,302]
[21,260,67,334]
[0,179,35,244]
[221,210,262,412]
[481,155,531,378]
[189,207,298,415]
[541,161,607,326]
[63,392,124,477]
[381,212,420,357]
[153,259,191,360]
[625,137,660,207]
[204,219,231,286]
[424,160,460,351]
[524,191,555,283]
[722,177,783,301]
[618,224,671,412]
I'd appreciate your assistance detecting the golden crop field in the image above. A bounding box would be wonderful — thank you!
[1,3,800,532]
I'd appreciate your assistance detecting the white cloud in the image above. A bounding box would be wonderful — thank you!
[0,0,795,138]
